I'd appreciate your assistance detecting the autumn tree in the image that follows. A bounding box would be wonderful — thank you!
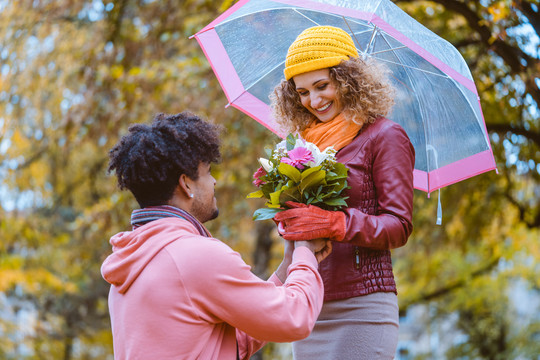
[392,1,540,358]
[0,1,539,359]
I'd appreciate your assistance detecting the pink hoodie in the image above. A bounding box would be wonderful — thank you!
[101,217,324,360]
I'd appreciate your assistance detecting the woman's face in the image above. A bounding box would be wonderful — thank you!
[293,68,343,123]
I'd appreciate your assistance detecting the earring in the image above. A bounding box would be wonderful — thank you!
[190,194,194,198]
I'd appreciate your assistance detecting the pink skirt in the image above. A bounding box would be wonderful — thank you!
[292,292,399,360]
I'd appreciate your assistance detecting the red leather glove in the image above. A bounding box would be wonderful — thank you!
[274,202,307,235]
[274,201,346,242]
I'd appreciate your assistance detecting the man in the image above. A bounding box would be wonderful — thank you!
[101,111,330,360]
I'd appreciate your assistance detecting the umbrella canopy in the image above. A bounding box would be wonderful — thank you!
[193,0,497,194]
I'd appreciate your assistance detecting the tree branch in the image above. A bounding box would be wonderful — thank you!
[514,0,540,37]
[503,168,540,229]
[107,0,129,43]
[486,122,540,147]
[394,0,540,105]
[399,256,500,315]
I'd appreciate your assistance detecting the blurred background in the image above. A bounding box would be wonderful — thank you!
[0,0,539,359]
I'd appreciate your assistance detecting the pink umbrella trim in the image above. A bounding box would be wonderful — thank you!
[415,149,497,195]
[194,29,245,101]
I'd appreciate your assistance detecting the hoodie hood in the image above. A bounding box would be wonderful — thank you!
[101,218,202,294]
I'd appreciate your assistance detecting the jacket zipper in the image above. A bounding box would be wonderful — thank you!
[355,246,360,269]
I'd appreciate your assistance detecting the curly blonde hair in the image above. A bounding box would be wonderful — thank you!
[270,57,395,134]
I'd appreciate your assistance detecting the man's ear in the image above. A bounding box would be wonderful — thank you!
[178,173,193,199]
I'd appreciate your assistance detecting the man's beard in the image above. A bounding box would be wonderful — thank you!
[198,207,219,224]
[207,208,219,222]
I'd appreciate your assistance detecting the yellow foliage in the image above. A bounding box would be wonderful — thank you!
[487,2,510,23]
[8,130,31,155]
[0,268,78,294]
[28,161,49,188]
[110,65,124,79]
[128,67,142,77]
[219,0,235,13]
[0,269,25,292]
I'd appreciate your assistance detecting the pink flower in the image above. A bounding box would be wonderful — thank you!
[252,166,267,187]
[281,147,314,170]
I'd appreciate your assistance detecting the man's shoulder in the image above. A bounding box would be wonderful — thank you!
[162,228,244,282]
[151,218,232,256]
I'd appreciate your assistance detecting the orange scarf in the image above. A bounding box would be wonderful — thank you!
[302,113,363,151]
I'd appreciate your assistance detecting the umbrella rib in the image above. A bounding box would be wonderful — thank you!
[215,6,322,27]
[370,46,407,55]
[293,8,322,25]
[227,60,287,106]
[296,8,374,32]
[374,58,449,78]
[369,31,449,78]
[343,17,366,54]
[365,26,378,56]
[243,60,287,94]
[375,32,433,177]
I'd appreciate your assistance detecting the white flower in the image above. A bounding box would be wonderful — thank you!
[258,157,274,172]
[301,142,321,166]
[294,138,307,149]
[321,146,337,164]
[275,139,287,152]
[301,141,337,167]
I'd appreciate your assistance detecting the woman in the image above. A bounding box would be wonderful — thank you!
[272,26,415,359]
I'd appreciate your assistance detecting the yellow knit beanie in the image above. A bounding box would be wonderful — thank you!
[284,25,359,80]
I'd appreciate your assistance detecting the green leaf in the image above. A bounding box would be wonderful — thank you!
[333,162,349,177]
[323,198,348,207]
[327,173,348,181]
[270,188,283,205]
[286,133,296,151]
[320,189,337,199]
[299,169,326,193]
[278,162,302,183]
[246,190,264,199]
[280,186,302,203]
[300,165,322,179]
[253,208,283,221]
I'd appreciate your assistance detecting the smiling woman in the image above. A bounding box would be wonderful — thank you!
[272,30,394,136]
[293,69,342,123]
[271,25,415,360]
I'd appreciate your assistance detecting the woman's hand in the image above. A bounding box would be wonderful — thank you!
[275,202,346,242]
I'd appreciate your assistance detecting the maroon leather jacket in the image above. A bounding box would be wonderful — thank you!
[320,117,415,301]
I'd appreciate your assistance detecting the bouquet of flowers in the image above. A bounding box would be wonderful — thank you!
[247,134,349,220]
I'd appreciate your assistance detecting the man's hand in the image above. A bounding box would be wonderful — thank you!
[295,239,333,263]
[275,239,294,283]
[314,240,332,263]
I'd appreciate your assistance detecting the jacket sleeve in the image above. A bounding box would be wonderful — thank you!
[185,243,324,358]
[343,122,415,249]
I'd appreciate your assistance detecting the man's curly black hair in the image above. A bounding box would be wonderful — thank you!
[108,111,222,208]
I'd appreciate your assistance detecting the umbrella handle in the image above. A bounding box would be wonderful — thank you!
[436,189,442,225]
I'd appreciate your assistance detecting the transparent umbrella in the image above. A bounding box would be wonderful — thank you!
[193,0,497,195]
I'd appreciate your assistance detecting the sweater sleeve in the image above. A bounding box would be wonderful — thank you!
[235,272,282,359]
[343,122,415,249]
[184,242,324,357]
